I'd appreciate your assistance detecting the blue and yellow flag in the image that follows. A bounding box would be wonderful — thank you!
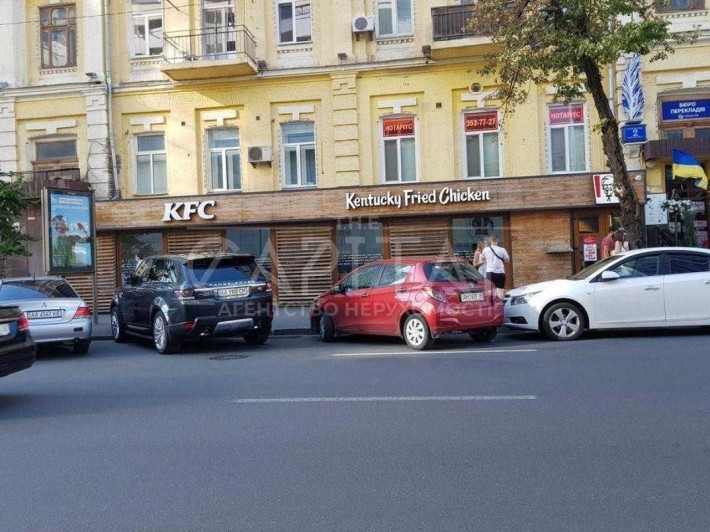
[672,149,708,190]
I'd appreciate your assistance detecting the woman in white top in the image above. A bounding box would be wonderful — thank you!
[481,234,510,299]
[472,238,487,277]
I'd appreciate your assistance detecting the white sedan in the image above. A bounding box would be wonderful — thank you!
[504,247,710,340]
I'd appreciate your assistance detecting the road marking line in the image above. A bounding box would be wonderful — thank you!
[230,395,537,404]
[331,349,538,357]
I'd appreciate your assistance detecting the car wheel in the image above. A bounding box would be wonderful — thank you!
[73,340,91,355]
[244,322,271,346]
[153,311,180,354]
[403,314,435,350]
[469,327,498,343]
[542,302,585,341]
[110,307,127,343]
[319,314,335,343]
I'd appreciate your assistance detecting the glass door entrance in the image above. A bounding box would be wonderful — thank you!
[573,210,616,272]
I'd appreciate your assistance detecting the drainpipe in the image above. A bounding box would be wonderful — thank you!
[608,62,615,118]
[104,0,120,199]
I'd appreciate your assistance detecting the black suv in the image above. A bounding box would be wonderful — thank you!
[110,253,272,354]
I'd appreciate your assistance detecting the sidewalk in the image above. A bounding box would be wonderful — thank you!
[91,306,314,340]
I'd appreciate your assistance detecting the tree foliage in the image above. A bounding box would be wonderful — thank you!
[0,180,34,258]
[468,0,696,247]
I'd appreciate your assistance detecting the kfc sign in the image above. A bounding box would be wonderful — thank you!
[383,117,415,137]
[465,111,498,132]
[549,104,585,125]
[163,200,216,221]
[592,174,619,205]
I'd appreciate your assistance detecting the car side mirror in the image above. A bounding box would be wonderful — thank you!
[601,271,620,281]
[331,284,344,294]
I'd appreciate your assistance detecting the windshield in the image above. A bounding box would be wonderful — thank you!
[569,256,619,280]
[423,261,483,283]
[187,256,266,286]
[0,279,79,300]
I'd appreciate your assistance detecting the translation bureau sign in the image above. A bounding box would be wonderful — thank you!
[346,187,491,210]
[661,99,710,121]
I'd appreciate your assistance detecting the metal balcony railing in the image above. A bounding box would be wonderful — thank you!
[7,168,84,198]
[163,25,256,64]
[432,5,477,42]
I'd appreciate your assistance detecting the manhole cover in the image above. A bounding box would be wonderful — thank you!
[209,354,249,361]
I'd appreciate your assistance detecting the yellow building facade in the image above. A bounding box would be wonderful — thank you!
[2,0,705,309]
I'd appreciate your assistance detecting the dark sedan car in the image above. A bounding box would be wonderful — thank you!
[110,252,273,354]
[0,305,36,379]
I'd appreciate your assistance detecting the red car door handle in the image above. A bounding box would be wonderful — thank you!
[396,287,407,293]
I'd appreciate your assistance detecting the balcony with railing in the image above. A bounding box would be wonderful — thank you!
[430,4,494,59]
[10,168,88,198]
[161,25,258,81]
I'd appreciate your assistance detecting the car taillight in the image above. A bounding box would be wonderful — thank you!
[18,315,30,332]
[422,287,447,303]
[173,288,195,300]
[73,306,92,319]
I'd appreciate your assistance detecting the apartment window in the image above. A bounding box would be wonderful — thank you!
[377,0,412,37]
[382,116,417,183]
[278,1,312,44]
[136,134,167,195]
[208,129,241,191]
[36,140,77,160]
[464,111,500,178]
[548,104,587,173]
[656,0,705,11]
[132,0,163,58]
[40,5,77,69]
[282,122,316,187]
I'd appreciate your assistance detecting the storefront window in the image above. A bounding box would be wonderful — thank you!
[120,232,163,281]
[337,220,384,276]
[452,216,504,261]
[225,227,272,276]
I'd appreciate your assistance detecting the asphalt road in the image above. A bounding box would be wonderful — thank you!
[1,330,710,531]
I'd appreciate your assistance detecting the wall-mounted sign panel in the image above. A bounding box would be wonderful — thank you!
[661,99,710,121]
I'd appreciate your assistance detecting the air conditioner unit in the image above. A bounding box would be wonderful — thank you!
[352,16,375,33]
[248,146,272,166]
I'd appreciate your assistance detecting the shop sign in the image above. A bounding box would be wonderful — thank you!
[162,200,216,221]
[592,173,619,205]
[346,187,491,210]
[383,117,415,137]
[661,99,710,121]
[464,111,498,132]
[548,104,584,125]
[621,123,646,143]
[583,235,598,262]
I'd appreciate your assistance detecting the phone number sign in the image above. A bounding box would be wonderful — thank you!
[464,111,498,132]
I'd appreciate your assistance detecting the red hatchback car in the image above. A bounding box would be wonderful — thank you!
[311,257,504,350]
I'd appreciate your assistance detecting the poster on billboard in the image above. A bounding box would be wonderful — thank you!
[43,188,95,274]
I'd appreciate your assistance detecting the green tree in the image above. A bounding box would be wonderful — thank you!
[468,0,695,248]
[0,179,33,259]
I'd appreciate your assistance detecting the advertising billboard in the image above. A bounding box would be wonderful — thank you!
[43,188,95,274]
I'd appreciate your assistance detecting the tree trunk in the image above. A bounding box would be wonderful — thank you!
[581,58,645,249]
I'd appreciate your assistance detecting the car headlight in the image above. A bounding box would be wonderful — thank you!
[509,291,541,306]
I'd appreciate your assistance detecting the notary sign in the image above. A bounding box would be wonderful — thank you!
[163,200,216,221]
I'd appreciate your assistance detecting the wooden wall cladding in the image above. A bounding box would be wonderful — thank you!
[63,273,94,309]
[389,218,452,257]
[275,226,334,306]
[96,233,117,313]
[167,230,223,255]
[509,211,573,287]
[96,174,647,230]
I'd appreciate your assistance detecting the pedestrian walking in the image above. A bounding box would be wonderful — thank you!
[472,238,487,277]
[482,234,510,299]
[600,225,618,260]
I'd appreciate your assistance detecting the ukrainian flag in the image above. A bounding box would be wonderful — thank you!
[672,149,708,190]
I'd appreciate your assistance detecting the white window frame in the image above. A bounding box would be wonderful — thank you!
[380,116,420,183]
[207,128,241,192]
[376,0,413,37]
[277,0,312,45]
[281,121,317,188]
[461,111,502,179]
[135,133,167,195]
[547,103,589,174]
[132,13,163,57]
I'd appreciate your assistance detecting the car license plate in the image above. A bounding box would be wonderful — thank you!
[0,323,10,336]
[460,292,484,303]
[217,287,250,298]
[26,309,63,319]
